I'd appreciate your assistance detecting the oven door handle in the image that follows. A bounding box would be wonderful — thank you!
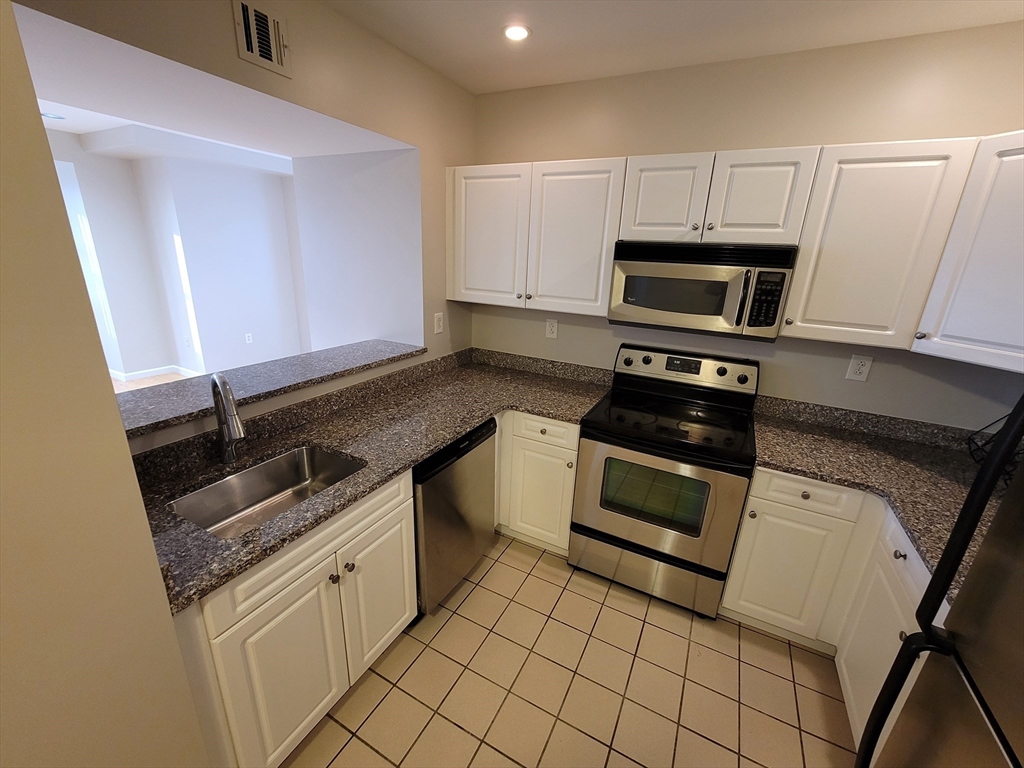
[579,427,753,476]
[735,269,752,328]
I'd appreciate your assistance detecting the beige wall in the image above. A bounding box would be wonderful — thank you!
[20,0,477,358]
[0,1,208,764]
[472,22,1024,429]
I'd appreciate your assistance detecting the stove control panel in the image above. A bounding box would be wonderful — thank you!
[615,346,758,394]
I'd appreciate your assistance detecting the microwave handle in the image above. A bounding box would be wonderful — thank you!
[735,269,752,327]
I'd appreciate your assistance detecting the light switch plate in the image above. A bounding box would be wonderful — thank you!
[545,319,558,339]
[434,313,444,334]
[846,355,873,381]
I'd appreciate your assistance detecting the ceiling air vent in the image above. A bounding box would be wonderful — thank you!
[233,1,292,78]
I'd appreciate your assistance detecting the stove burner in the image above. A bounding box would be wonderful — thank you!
[613,410,657,428]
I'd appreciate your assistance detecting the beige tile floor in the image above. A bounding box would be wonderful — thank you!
[283,537,856,768]
[110,371,185,393]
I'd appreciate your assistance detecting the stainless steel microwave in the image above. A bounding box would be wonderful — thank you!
[607,241,798,340]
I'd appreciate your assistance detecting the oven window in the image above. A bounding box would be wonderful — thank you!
[601,458,710,537]
[623,275,728,316]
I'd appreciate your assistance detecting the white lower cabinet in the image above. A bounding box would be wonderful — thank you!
[210,556,349,768]
[508,435,576,550]
[336,498,417,681]
[722,497,855,638]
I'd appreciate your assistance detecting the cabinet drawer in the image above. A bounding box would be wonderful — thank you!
[750,468,863,522]
[202,472,413,638]
[512,412,579,449]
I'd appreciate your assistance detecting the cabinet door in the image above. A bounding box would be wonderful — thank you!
[703,146,820,245]
[508,436,577,549]
[782,139,976,347]
[722,498,854,639]
[448,164,531,307]
[210,557,348,768]
[337,499,417,681]
[836,541,919,741]
[913,131,1024,373]
[527,158,626,316]
[619,153,715,242]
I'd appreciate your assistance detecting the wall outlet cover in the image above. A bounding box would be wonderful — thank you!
[245,333,253,344]
[846,354,873,381]
[434,313,444,334]
[545,319,558,339]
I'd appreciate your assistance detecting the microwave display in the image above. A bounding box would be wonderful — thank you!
[623,275,728,316]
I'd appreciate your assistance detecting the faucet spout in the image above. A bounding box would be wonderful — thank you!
[211,373,245,463]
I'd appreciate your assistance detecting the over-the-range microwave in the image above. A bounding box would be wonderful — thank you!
[607,241,797,340]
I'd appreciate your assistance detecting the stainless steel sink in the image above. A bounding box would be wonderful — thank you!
[170,447,364,539]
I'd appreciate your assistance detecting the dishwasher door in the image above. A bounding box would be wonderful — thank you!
[413,418,497,613]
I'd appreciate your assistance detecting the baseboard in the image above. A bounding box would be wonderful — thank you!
[119,365,203,382]
[108,368,127,382]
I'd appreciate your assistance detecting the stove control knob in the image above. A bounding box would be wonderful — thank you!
[736,373,749,385]
[642,355,653,365]
[716,366,728,377]
[623,357,634,367]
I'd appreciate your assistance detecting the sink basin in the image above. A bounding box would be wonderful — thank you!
[170,447,364,539]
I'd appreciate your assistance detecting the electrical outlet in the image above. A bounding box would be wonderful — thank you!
[545,319,558,339]
[245,333,253,344]
[846,354,873,381]
[434,313,444,335]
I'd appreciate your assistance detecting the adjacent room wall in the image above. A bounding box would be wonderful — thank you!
[471,21,1024,429]
[0,1,209,764]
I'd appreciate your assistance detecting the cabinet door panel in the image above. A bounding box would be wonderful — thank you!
[722,498,854,638]
[703,146,820,245]
[913,131,1024,372]
[210,557,348,768]
[527,158,626,316]
[783,139,975,347]
[509,436,576,549]
[337,499,417,681]
[449,164,531,307]
[619,153,715,242]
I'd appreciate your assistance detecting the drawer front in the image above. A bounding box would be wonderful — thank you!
[512,412,579,449]
[750,468,863,522]
[203,472,413,638]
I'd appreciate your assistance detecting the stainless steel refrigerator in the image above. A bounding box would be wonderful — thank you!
[856,393,1024,768]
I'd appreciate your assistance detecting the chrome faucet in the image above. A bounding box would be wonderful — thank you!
[211,373,245,463]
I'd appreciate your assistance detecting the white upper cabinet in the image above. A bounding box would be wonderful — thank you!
[447,163,531,307]
[527,158,626,316]
[783,138,976,348]
[619,152,715,242]
[913,131,1024,373]
[703,146,821,245]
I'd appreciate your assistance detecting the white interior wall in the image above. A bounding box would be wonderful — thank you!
[165,157,303,372]
[47,129,177,375]
[281,175,312,353]
[292,148,424,349]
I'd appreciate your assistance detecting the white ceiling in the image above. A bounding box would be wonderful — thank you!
[329,0,1024,94]
[38,99,133,134]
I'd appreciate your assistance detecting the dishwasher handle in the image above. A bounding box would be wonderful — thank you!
[413,418,497,485]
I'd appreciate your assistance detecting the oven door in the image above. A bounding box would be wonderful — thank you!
[607,260,751,335]
[572,438,749,573]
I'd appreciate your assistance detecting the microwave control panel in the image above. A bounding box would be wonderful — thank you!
[746,271,787,328]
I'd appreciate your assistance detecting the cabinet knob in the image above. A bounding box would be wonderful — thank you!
[706,223,715,230]
[344,562,356,572]
[784,318,794,325]
[567,461,574,469]
[329,573,340,584]
[516,293,523,299]
[691,223,700,231]
[893,550,908,560]
[540,428,547,435]
[915,332,927,340]
[526,293,533,300]
[801,491,811,500]
[748,510,757,518]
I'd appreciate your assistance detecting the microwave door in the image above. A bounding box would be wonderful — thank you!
[608,261,748,334]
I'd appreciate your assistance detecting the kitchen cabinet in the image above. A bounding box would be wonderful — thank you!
[782,138,977,348]
[722,496,855,638]
[210,556,349,768]
[913,130,1024,373]
[619,152,715,242]
[702,146,820,245]
[336,498,417,680]
[447,163,531,307]
[508,436,577,550]
[447,158,624,316]
[527,157,626,316]
[618,146,819,245]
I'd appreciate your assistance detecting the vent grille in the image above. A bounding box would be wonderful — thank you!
[233,2,291,77]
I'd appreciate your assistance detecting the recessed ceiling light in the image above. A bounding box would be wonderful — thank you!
[40,112,65,120]
[504,25,530,41]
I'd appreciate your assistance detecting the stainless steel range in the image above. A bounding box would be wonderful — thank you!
[569,343,759,617]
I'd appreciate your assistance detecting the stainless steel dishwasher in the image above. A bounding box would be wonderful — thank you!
[413,418,498,613]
